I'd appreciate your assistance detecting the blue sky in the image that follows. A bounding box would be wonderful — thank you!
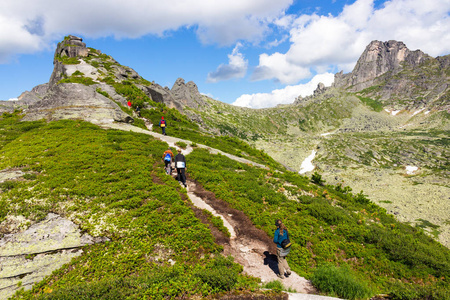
[0,0,449,108]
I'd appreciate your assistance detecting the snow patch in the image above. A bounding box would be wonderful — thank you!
[412,108,425,116]
[321,132,333,136]
[405,166,419,175]
[299,150,316,174]
[384,108,401,116]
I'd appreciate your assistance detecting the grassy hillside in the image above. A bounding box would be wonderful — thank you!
[1,111,449,299]
[187,148,450,299]
[0,113,266,299]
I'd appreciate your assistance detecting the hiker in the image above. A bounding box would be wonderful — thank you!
[174,148,187,188]
[135,105,141,117]
[159,116,167,135]
[162,148,174,174]
[127,100,132,108]
[273,219,292,279]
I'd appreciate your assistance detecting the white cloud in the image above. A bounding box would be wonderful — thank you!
[252,52,311,84]
[0,0,293,63]
[253,0,450,84]
[232,72,334,108]
[207,43,248,82]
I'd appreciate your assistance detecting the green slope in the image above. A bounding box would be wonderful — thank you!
[1,112,449,299]
[0,113,263,299]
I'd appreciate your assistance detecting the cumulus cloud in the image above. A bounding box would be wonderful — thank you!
[232,72,334,108]
[253,0,450,84]
[252,52,311,84]
[207,43,248,82]
[0,0,293,63]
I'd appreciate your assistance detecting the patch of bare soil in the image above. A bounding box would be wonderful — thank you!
[185,177,317,295]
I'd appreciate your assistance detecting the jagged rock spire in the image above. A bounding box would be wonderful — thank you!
[333,40,427,91]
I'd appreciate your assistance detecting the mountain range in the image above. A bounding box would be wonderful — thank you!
[0,35,449,300]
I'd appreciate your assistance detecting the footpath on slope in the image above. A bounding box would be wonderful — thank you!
[102,119,342,300]
[101,120,267,169]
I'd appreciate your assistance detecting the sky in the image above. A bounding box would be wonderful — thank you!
[0,0,449,108]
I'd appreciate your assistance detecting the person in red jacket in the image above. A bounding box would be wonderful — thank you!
[159,116,167,135]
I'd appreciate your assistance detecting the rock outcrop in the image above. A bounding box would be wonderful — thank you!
[139,83,184,111]
[22,83,133,124]
[0,213,109,300]
[19,35,136,124]
[170,78,209,110]
[17,83,49,105]
[332,40,449,111]
[49,35,89,88]
[333,40,428,90]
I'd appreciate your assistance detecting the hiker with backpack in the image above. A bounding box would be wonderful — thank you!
[159,116,167,135]
[273,219,292,279]
[162,148,174,174]
[135,106,141,117]
[174,148,187,188]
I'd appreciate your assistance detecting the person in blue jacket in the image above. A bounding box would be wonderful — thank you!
[273,219,291,279]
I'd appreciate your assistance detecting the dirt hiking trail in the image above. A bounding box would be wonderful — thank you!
[185,179,341,300]
[103,120,342,299]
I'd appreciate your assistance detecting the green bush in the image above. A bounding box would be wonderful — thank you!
[311,264,373,300]
[388,280,450,300]
[311,171,325,185]
[194,256,241,292]
[175,141,187,149]
[0,180,17,191]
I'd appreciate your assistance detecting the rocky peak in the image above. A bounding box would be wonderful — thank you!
[49,35,90,88]
[333,40,428,90]
[54,35,89,62]
[170,77,208,110]
[313,82,326,97]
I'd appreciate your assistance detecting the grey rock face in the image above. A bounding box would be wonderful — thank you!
[49,35,89,88]
[334,40,427,90]
[170,78,209,110]
[17,83,49,105]
[0,101,15,114]
[56,35,89,60]
[22,83,133,124]
[331,40,449,112]
[139,83,185,111]
[313,82,326,97]
[0,213,109,300]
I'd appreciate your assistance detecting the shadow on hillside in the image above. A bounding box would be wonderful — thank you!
[263,251,280,275]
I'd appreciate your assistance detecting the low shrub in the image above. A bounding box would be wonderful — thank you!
[194,256,241,292]
[311,171,325,185]
[311,264,373,300]
[175,141,187,149]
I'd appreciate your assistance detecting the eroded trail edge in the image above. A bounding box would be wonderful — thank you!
[185,178,316,295]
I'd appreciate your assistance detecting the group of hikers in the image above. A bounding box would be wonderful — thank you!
[162,147,187,188]
[156,113,291,280]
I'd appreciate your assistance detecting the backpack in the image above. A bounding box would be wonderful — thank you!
[281,230,292,249]
[160,120,166,127]
[164,153,171,161]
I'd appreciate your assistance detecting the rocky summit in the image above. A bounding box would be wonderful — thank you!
[333,40,449,111]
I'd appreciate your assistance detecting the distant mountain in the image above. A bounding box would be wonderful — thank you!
[333,40,449,111]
